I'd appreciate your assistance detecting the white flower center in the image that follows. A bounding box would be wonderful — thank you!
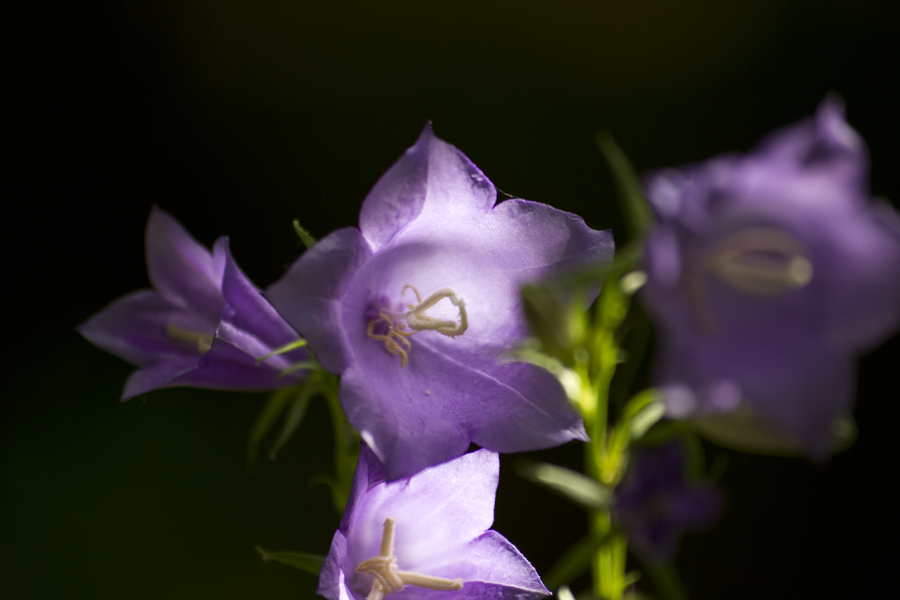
[356,518,463,600]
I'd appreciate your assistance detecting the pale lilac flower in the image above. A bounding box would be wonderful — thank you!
[319,445,549,600]
[612,441,722,563]
[78,207,307,399]
[268,125,614,479]
[641,97,900,457]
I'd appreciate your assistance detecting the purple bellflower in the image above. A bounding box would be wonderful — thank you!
[641,97,900,458]
[78,207,308,399]
[318,445,550,600]
[268,125,614,480]
[612,441,722,563]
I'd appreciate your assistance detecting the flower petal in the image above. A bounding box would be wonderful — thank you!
[121,359,198,400]
[346,450,499,574]
[77,289,208,366]
[217,238,307,368]
[359,124,496,252]
[145,206,224,314]
[267,227,373,373]
[318,531,353,600]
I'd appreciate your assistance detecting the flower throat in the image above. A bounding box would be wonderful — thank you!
[366,285,468,367]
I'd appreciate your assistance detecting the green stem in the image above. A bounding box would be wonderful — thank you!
[321,371,358,513]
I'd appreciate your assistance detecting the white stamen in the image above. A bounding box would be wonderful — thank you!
[406,288,468,338]
[357,518,464,600]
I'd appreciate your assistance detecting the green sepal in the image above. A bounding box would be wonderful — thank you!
[255,545,325,575]
[255,338,308,364]
[515,460,613,510]
[247,387,299,464]
[521,284,588,363]
[293,219,317,249]
[506,345,583,403]
[544,532,612,589]
[595,131,655,243]
[624,390,666,441]
[268,384,315,460]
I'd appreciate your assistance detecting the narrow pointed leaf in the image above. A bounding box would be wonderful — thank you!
[596,131,655,242]
[293,219,317,249]
[255,545,325,575]
[247,387,298,464]
[269,383,316,460]
[516,460,612,509]
[255,338,308,364]
[544,533,611,589]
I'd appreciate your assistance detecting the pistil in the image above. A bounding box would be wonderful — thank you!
[166,322,214,353]
[357,518,463,600]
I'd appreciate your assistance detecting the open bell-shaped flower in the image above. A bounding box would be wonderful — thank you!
[640,97,900,458]
[78,207,308,399]
[268,125,614,480]
[318,445,549,600]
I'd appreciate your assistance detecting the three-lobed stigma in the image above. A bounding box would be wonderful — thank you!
[366,286,468,367]
[356,518,463,600]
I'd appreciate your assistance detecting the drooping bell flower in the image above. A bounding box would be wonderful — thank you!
[318,445,550,600]
[268,125,614,480]
[78,207,308,399]
[641,97,900,458]
[612,441,722,563]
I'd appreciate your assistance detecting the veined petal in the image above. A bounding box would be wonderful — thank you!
[360,124,496,252]
[267,227,373,374]
[218,239,306,363]
[77,289,210,366]
[145,206,224,314]
[121,359,199,400]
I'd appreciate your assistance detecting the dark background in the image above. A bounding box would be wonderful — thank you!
[5,1,898,598]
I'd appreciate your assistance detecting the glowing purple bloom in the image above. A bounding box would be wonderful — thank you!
[78,207,307,399]
[268,125,614,480]
[641,97,900,457]
[612,442,722,563]
[318,445,549,600]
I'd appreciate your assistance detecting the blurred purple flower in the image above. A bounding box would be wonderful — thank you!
[641,97,900,458]
[78,207,308,399]
[319,445,549,600]
[268,125,613,480]
[612,442,722,563]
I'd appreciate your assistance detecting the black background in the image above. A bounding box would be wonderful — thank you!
[5,1,898,598]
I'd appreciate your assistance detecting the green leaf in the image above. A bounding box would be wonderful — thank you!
[269,385,315,460]
[293,219,317,249]
[623,390,665,441]
[247,387,299,464]
[516,461,612,510]
[255,545,324,575]
[595,131,655,242]
[544,533,610,589]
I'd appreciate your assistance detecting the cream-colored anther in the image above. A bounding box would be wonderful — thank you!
[356,518,463,600]
[705,227,813,296]
[405,288,468,338]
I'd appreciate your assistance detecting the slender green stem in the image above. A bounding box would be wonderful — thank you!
[321,371,358,513]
